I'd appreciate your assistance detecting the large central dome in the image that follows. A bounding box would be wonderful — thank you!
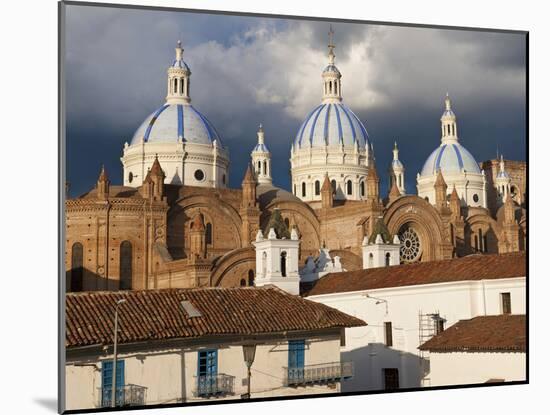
[290,28,372,203]
[294,102,369,149]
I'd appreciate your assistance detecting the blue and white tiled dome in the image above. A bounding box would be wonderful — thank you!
[253,142,269,153]
[293,103,370,149]
[323,64,341,75]
[130,103,222,146]
[420,142,481,176]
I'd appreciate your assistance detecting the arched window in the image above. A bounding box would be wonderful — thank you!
[447,125,451,135]
[368,253,373,268]
[335,82,338,95]
[175,78,178,94]
[478,229,484,253]
[71,242,83,292]
[385,253,391,267]
[120,241,132,290]
[205,223,212,245]
[360,181,365,197]
[293,184,296,195]
[248,269,254,286]
[302,182,306,197]
[258,161,261,172]
[331,180,336,191]
[280,251,287,277]
[329,81,333,94]
[240,279,246,287]
[315,180,320,196]
[346,180,353,195]
[474,235,479,251]
[180,78,183,94]
[263,160,267,175]
[262,252,267,277]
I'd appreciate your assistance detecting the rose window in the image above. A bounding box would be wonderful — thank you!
[399,227,421,263]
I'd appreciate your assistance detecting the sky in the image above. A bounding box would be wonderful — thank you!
[64,4,526,197]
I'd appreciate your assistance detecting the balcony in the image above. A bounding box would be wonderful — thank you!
[284,361,354,387]
[194,373,235,398]
[97,384,147,408]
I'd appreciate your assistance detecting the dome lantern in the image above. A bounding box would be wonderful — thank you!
[440,93,458,144]
[166,40,191,105]
[322,25,343,104]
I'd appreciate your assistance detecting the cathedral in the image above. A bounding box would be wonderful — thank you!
[65,35,526,292]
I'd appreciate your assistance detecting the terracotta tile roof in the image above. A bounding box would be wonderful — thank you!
[303,252,526,297]
[419,314,526,352]
[66,286,366,348]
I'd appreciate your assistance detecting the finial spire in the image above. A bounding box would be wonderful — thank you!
[257,123,265,144]
[393,141,399,160]
[445,93,452,111]
[328,25,335,64]
[175,39,183,60]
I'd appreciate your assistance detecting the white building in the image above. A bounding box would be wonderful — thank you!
[121,41,230,189]
[64,287,365,411]
[253,222,301,295]
[290,28,372,203]
[417,94,487,208]
[304,252,526,391]
[419,314,525,386]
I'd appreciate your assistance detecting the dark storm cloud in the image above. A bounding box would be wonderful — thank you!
[64,4,526,197]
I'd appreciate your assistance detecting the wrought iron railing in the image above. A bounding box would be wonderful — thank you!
[194,373,235,398]
[97,384,147,407]
[284,361,354,386]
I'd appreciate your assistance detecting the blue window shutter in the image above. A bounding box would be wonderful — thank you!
[102,361,113,389]
[116,360,125,389]
[198,350,218,376]
[101,360,124,389]
[288,340,305,368]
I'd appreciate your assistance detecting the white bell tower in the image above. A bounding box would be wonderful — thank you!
[362,218,401,269]
[251,124,272,184]
[389,141,405,194]
[253,210,300,295]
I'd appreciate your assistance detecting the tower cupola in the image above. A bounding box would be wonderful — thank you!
[322,26,342,104]
[166,40,191,104]
[251,124,272,184]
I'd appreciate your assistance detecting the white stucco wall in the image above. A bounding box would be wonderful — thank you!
[308,277,525,392]
[427,351,526,387]
[65,334,343,411]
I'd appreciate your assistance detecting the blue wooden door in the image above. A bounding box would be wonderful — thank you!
[102,360,125,406]
[197,350,218,395]
[288,340,305,383]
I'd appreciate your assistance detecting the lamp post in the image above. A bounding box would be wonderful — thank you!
[242,343,257,399]
[111,298,126,408]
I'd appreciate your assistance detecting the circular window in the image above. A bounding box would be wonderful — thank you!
[194,169,205,181]
[128,172,133,183]
[398,226,422,263]
[473,194,479,203]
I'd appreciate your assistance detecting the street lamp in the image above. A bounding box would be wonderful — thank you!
[242,343,257,399]
[112,298,126,408]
